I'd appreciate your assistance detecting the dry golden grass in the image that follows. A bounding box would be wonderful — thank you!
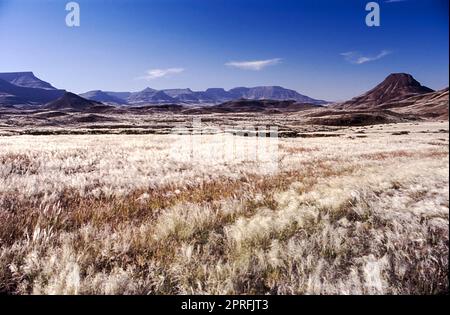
[0,121,448,295]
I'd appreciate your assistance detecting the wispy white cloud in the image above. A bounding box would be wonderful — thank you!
[225,58,282,70]
[385,0,407,3]
[341,50,391,64]
[138,68,184,80]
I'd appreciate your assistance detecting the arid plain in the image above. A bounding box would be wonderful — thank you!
[0,0,448,298]
[0,119,448,294]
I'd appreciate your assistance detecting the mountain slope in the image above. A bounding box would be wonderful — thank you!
[163,89,202,102]
[0,78,65,106]
[162,88,195,98]
[0,72,57,90]
[385,88,449,120]
[229,86,326,104]
[334,73,434,109]
[104,91,132,100]
[202,88,231,103]
[44,92,104,111]
[128,89,175,104]
[80,90,128,105]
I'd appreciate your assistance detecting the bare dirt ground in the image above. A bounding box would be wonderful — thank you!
[0,120,448,294]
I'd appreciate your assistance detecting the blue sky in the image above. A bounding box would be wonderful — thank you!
[0,0,448,100]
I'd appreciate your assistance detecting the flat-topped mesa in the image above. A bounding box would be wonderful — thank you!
[0,71,58,90]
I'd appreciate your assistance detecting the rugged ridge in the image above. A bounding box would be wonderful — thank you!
[80,86,327,105]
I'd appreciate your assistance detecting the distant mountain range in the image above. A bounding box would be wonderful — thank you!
[0,71,448,122]
[0,71,327,106]
[80,86,328,105]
